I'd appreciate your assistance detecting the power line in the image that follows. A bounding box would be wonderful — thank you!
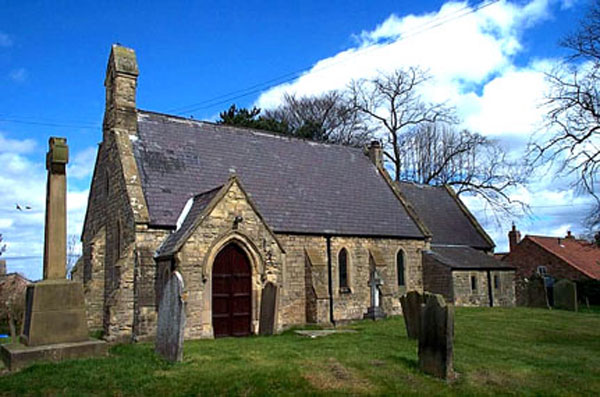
[0,117,100,130]
[1,1,501,125]
[166,0,501,115]
[468,203,596,211]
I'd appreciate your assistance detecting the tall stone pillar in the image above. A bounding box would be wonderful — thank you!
[43,137,68,280]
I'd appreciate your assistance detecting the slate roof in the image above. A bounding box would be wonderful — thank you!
[132,110,424,238]
[157,185,223,256]
[396,182,493,250]
[526,236,600,280]
[425,246,514,270]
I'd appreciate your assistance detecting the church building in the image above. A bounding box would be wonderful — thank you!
[78,45,431,342]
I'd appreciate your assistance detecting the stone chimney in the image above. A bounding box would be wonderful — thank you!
[103,44,139,139]
[508,223,521,252]
[565,230,575,240]
[0,259,6,276]
[367,140,383,169]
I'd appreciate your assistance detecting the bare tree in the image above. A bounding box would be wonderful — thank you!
[530,1,600,229]
[0,233,6,257]
[264,91,374,146]
[349,67,456,180]
[67,234,80,279]
[399,123,527,216]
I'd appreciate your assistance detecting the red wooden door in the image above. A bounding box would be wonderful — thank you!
[212,244,252,337]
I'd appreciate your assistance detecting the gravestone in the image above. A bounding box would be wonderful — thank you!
[524,275,550,308]
[156,271,186,362]
[259,282,278,335]
[400,290,424,339]
[418,293,454,380]
[554,279,578,311]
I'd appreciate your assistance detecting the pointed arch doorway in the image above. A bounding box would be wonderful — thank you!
[212,243,252,337]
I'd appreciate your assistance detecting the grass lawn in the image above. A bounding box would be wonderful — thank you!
[1,307,599,396]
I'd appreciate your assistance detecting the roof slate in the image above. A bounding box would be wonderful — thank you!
[132,111,423,238]
[157,185,223,256]
[425,246,514,270]
[526,236,600,280]
[397,182,493,249]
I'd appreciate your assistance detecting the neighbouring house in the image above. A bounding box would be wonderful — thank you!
[397,183,516,307]
[79,45,433,342]
[0,260,30,337]
[501,225,600,305]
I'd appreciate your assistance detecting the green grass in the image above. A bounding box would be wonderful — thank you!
[1,307,599,396]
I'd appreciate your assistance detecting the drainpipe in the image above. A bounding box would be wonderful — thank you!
[326,236,335,326]
[487,270,494,307]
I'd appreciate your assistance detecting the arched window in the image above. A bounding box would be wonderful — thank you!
[397,250,405,287]
[339,248,348,290]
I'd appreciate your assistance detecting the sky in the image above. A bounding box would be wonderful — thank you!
[0,0,593,280]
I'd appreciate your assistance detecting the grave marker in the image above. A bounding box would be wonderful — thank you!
[156,271,186,362]
[418,293,454,380]
[259,282,278,336]
[524,275,550,309]
[554,279,578,311]
[400,290,424,339]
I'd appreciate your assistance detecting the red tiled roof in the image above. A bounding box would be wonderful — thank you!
[526,235,600,280]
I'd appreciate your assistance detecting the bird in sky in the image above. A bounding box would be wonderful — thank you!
[16,204,32,211]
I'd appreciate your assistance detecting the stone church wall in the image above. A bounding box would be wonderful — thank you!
[452,269,515,307]
[172,182,284,339]
[452,270,491,306]
[422,254,454,303]
[329,236,425,321]
[490,270,516,307]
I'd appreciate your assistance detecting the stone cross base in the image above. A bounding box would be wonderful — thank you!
[0,339,107,372]
[0,279,108,371]
[20,280,89,346]
[363,306,386,321]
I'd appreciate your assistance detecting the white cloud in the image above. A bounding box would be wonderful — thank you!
[255,0,557,130]
[460,66,549,136]
[9,68,27,83]
[0,132,36,153]
[68,146,97,179]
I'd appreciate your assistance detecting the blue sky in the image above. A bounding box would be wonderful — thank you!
[0,1,592,280]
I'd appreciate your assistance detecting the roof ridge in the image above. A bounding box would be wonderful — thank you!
[528,234,590,243]
[137,108,366,152]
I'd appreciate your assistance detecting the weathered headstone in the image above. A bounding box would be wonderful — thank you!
[400,290,424,339]
[418,293,454,380]
[156,271,186,362]
[259,282,278,335]
[554,279,578,311]
[523,275,550,309]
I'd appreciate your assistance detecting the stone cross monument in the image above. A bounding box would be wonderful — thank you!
[364,269,386,320]
[0,137,107,371]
